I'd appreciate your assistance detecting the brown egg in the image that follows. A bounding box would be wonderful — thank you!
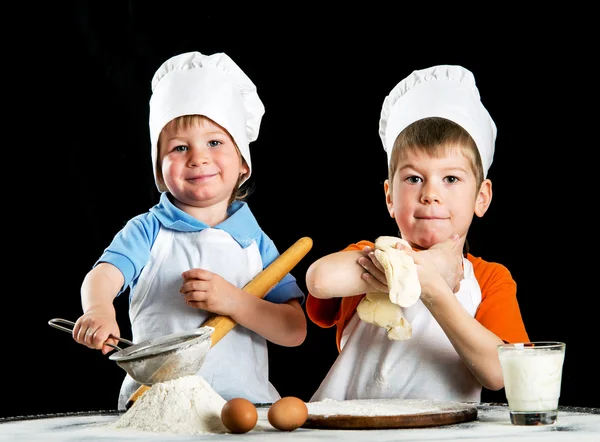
[267,396,308,431]
[221,397,258,434]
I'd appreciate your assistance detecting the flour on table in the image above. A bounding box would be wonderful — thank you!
[307,398,456,417]
[115,375,227,435]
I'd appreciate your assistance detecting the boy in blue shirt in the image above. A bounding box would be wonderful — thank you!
[72,51,307,410]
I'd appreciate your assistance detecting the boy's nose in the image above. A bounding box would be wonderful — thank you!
[188,150,210,167]
[420,184,441,204]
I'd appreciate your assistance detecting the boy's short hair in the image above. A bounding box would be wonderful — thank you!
[389,117,485,189]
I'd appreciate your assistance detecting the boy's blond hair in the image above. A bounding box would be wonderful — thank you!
[388,117,484,190]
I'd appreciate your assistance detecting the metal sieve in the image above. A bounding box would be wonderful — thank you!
[49,318,214,385]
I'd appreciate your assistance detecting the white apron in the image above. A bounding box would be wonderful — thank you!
[311,258,482,402]
[117,227,280,409]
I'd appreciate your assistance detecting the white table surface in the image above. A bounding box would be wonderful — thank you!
[1,403,598,441]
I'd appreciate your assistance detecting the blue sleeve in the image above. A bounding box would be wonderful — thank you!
[95,213,161,296]
[256,233,306,305]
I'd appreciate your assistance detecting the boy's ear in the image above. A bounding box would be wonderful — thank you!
[238,158,250,181]
[475,179,493,217]
[384,179,395,218]
[241,162,249,179]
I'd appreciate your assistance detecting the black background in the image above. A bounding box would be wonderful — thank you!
[7,2,597,418]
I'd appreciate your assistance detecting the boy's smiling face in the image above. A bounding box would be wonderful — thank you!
[385,147,492,251]
[158,116,247,210]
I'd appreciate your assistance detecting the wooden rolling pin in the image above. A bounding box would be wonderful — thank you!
[126,236,313,409]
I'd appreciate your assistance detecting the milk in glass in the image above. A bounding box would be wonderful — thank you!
[498,342,566,426]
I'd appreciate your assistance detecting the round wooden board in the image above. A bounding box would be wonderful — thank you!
[302,398,478,429]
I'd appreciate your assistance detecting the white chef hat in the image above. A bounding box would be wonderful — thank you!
[149,51,265,192]
[379,65,497,178]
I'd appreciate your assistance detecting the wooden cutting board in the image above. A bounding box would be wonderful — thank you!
[302,398,478,429]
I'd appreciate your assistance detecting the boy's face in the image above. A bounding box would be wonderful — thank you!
[158,117,247,209]
[384,147,491,250]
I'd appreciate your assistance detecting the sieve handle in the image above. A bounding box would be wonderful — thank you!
[48,318,135,351]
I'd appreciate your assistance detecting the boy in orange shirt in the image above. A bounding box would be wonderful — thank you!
[306,65,528,403]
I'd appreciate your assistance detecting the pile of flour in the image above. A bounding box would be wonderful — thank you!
[115,375,228,435]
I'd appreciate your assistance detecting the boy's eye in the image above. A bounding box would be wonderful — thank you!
[174,145,188,152]
[445,176,459,184]
[406,176,422,184]
[208,140,222,148]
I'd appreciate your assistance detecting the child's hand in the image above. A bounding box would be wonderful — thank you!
[73,311,120,355]
[357,246,389,293]
[396,234,463,295]
[180,268,243,316]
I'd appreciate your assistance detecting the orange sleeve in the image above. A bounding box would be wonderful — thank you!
[468,254,529,343]
[306,240,374,352]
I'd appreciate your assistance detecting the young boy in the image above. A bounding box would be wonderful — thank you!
[71,51,307,410]
[306,65,528,403]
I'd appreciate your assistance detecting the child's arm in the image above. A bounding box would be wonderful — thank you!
[180,269,306,347]
[73,262,123,355]
[399,244,505,391]
[230,296,307,347]
[305,249,374,299]
[427,285,506,390]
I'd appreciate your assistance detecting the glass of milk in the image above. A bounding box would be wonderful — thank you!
[497,341,566,425]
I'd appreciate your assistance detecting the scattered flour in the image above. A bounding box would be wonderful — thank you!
[115,375,228,435]
[307,398,457,417]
